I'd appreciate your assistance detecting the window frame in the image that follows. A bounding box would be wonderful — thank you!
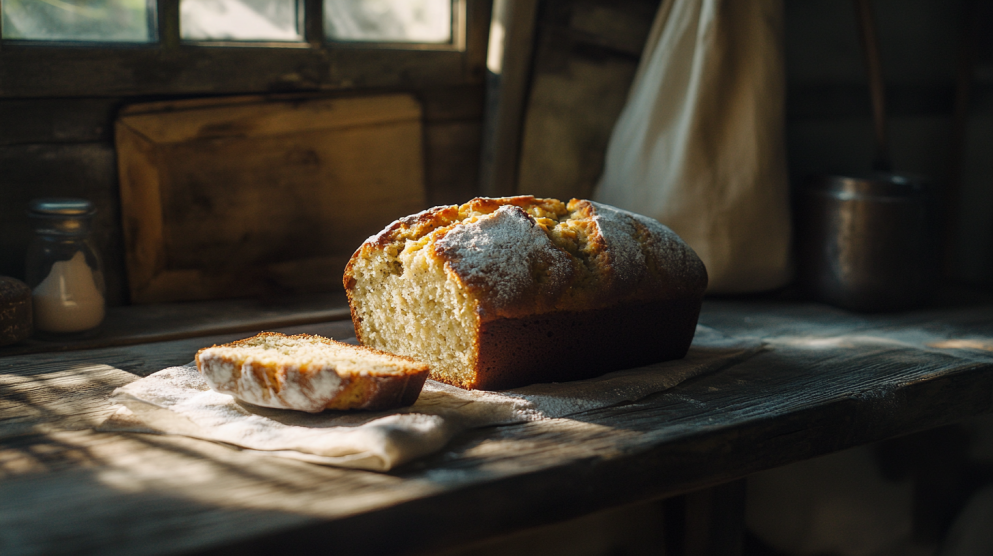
[0,0,482,99]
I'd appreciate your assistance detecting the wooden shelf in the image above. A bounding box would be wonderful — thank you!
[0,292,352,357]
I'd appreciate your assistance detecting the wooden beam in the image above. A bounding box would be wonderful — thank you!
[478,0,540,197]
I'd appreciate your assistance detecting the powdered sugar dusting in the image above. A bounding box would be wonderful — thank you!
[349,196,707,328]
[586,201,645,289]
[590,201,706,294]
[434,206,571,314]
[198,352,345,413]
[632,210,705,290]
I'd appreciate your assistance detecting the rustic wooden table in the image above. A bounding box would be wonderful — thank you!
[2,294,992,556]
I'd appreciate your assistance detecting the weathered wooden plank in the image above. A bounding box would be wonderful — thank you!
[515,50,637,200]
[699,293,993,342]
[0,46,476,99]
[0,300,991,556]
[419,84,485,122]
[118,94,424,143]
[464,0,494,83]
[425,120,483,206]
[420,84,486,204]
[493,0,662,200]
[0,430,416,556]
[478,0,540,197]
[0,292,351,357]
[514,0,656,200]
[0,365,137,439]
[553,0,659,57]
[682,479,747,556]
[0,98,119,145]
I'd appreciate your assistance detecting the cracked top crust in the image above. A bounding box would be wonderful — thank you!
[344,196,708,320]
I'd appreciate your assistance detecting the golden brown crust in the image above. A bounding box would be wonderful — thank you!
[344,196,708,391]
[434,204,575,320]
[366,205,461,250]
[466,298,701,390]
[342,195,710,318]
[195,332,427,375]
[322,371,426,410]
[195,332,430,411]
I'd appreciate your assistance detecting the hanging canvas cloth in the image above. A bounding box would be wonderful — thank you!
[594,0,792,294]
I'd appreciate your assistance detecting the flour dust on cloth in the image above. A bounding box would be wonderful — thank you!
[594,0,793,294]
[102,326,763,472]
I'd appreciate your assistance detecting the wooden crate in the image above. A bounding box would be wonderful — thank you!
[116,94,426,304]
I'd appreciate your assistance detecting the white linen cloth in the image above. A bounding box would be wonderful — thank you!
[594,0,792,294]
[102,325,762,471]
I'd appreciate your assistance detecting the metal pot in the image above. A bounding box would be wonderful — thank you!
[796,173,938,312]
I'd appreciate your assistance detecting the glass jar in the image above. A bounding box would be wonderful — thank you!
[24,198,106,336]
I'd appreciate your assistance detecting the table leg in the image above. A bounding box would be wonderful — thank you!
[663,479,747,556]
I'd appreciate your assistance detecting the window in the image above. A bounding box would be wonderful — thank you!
[181,0,302,42]
[2,0,154,42]
[0,0,480,98]
[2,0,459,44]
[326,0,452,43]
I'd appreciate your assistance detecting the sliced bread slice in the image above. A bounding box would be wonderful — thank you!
[195,332,430,412]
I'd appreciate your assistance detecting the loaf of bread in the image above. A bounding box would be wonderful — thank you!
[343,196,708,391]
[195,332,430,412]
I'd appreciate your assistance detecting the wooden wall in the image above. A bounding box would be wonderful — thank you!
[0,2,491,306]
[515,0,660,202]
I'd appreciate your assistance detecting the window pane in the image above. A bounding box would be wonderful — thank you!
[325,0,451,44]
[181,0,302,42]
[2,0,153,42]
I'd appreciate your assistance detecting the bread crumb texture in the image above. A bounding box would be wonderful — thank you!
[196,332,430,412]
[344,196,707,389]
